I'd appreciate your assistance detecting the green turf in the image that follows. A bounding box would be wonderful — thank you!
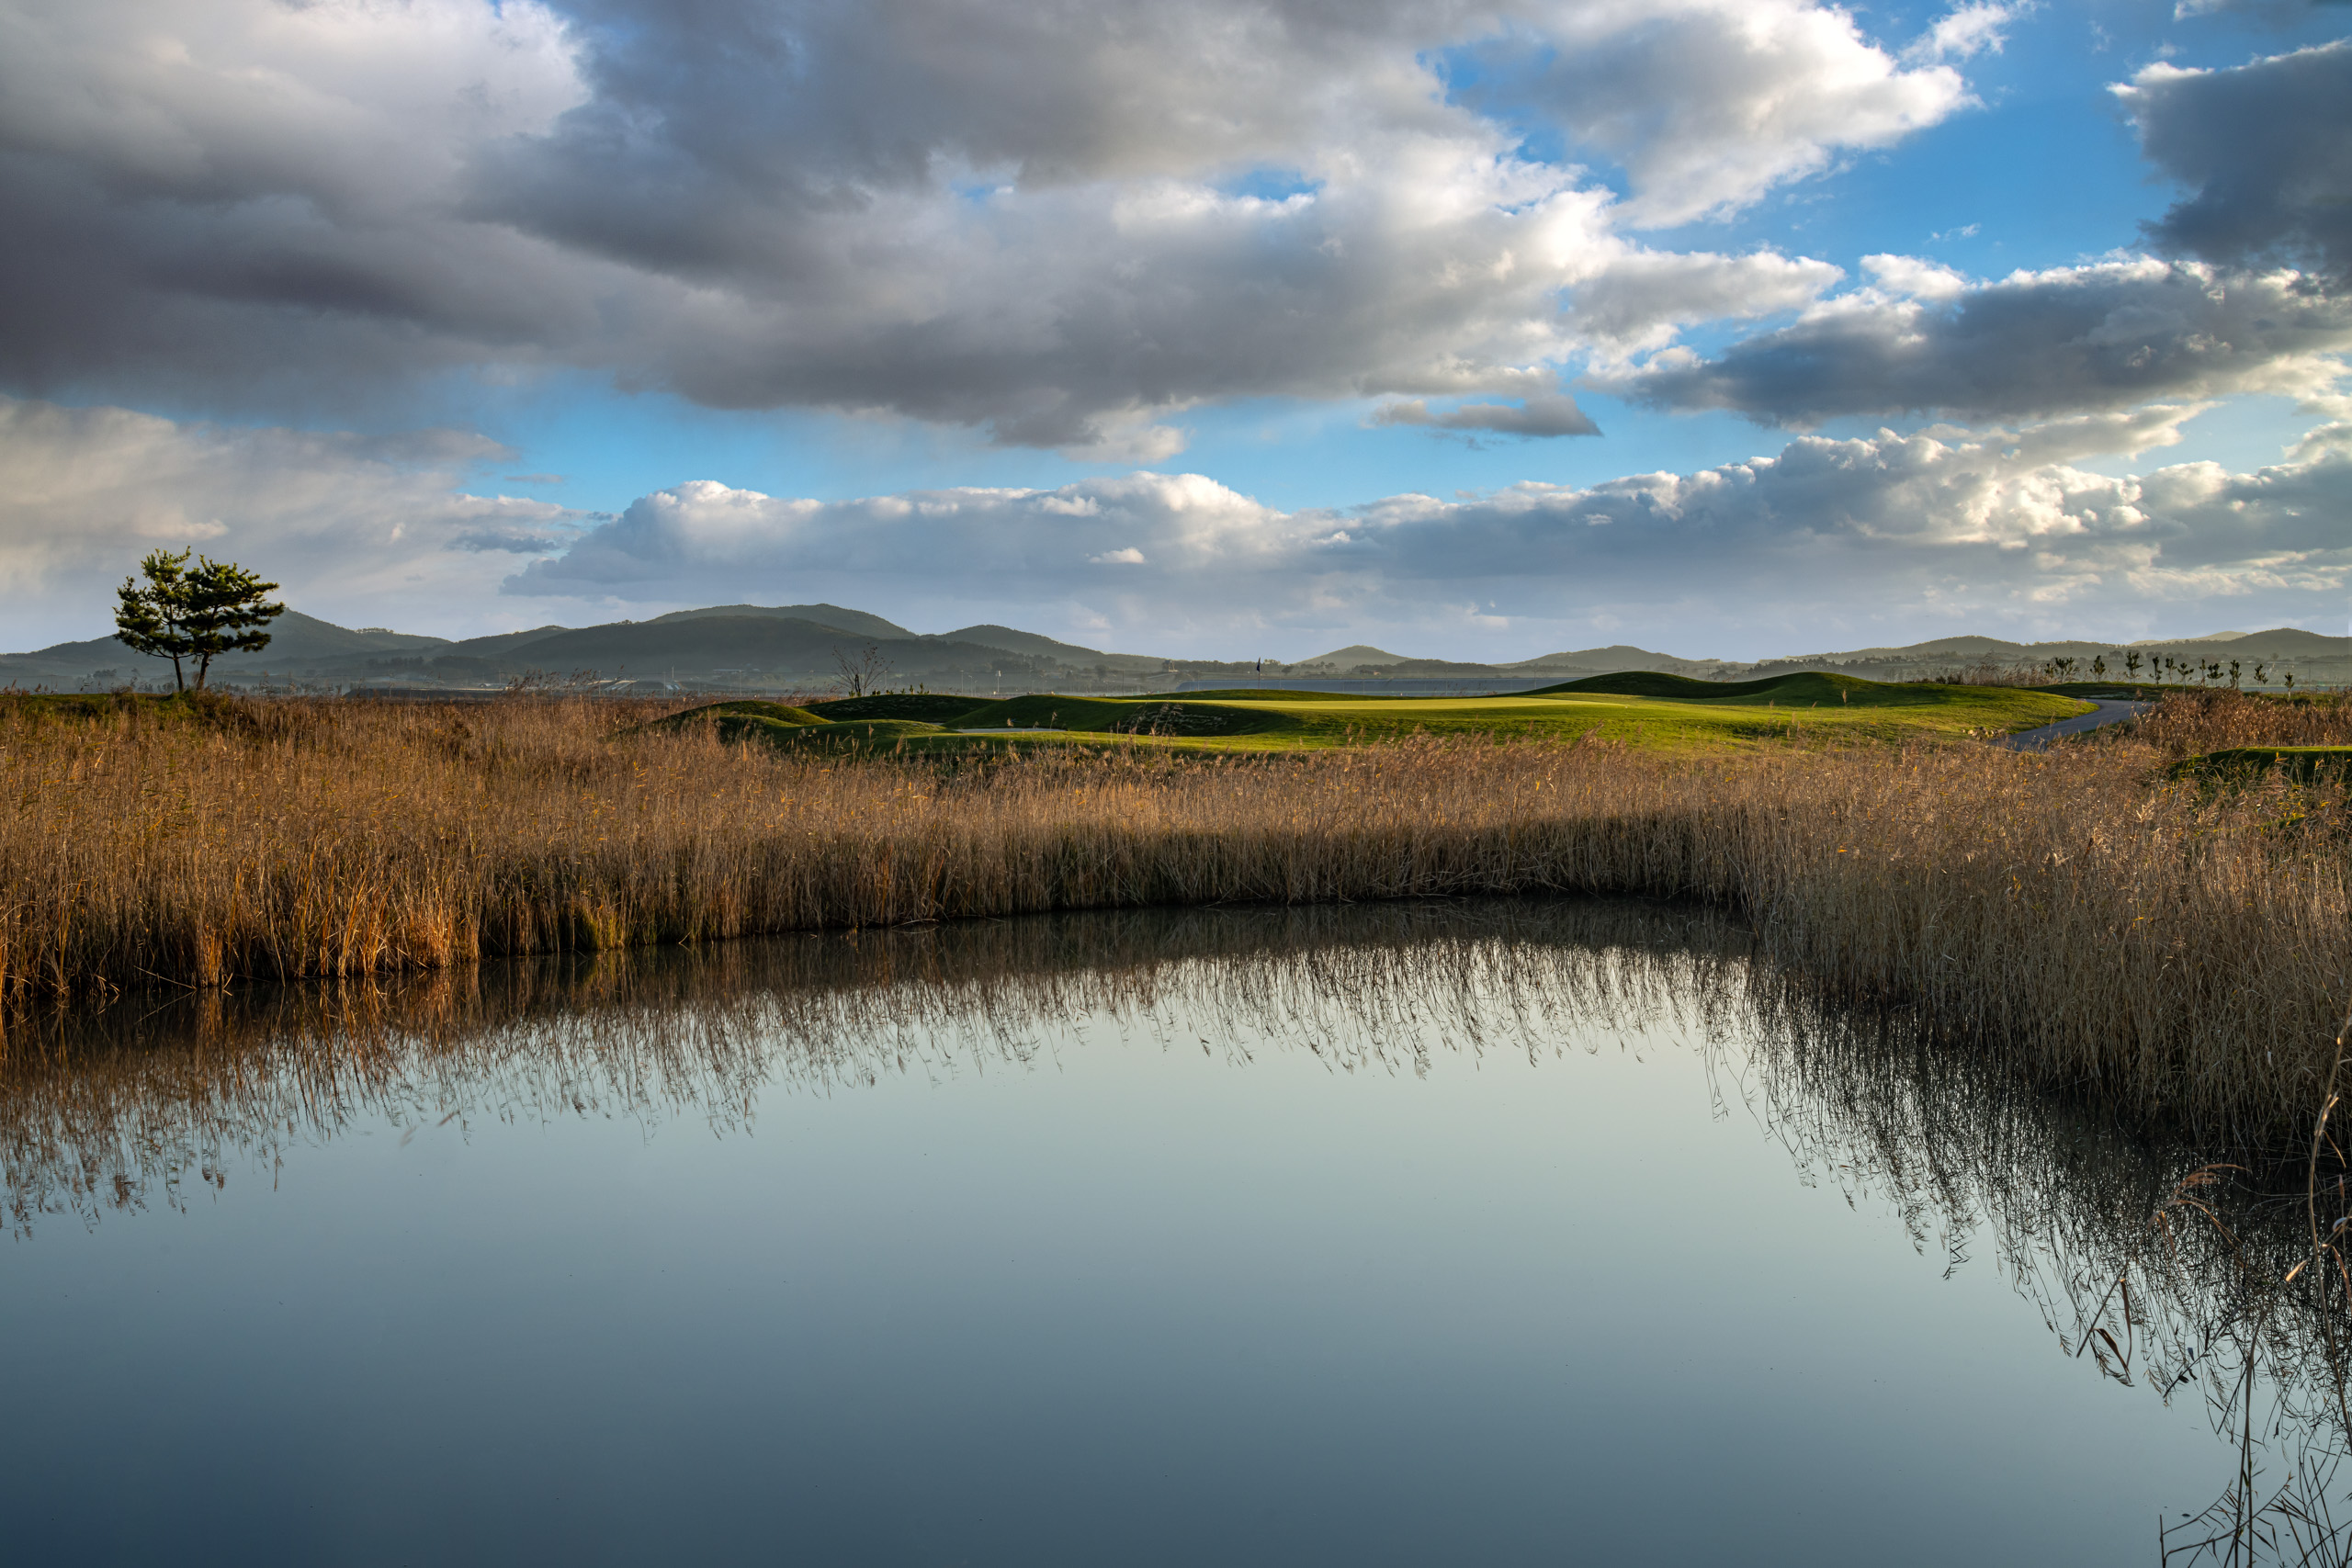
[2172,746,2352,785]
[1533,670,1998,707]
[716,713,945,750]
[662,677,2091,756]
[648,699,826,730]
[806,694,996,724]
[0,691,174,720]
[0,690,254,731]
[866,677,2086,754]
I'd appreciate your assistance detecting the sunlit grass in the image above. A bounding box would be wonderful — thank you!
[801,672,2090,755]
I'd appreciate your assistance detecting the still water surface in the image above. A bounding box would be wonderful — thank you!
[0,900,2317,1563]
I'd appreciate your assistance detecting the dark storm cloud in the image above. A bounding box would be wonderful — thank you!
[1606,258,2352,426]
[0,0,1987,449]
[1367,393,1601,437]
[2120,39,2352,280]
[1606,38,2352,431]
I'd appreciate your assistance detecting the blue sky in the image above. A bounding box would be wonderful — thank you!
[431,0,2347,513]
[2,0,2347,659]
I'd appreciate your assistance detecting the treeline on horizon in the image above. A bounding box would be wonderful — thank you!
[8,596,2352,698]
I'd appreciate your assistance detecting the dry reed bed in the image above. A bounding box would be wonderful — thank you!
[2,691,2346,1136]
[2128,685,2352,758]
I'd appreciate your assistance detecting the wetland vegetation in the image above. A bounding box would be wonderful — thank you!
[2,679,2347,1142]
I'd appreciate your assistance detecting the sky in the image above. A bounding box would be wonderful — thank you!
[2,0,2348,661]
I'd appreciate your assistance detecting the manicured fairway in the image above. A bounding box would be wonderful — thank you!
[753,671,2095,755]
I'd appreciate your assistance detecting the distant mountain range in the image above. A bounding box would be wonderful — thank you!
[6,604,2347,694]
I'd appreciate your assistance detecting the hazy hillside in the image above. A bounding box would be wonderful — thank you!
[6,600,2346,694]
[647,604,915,639]
[1,610,450,684]
[437,616,1038,679]
[1502,644,1731,675]
[934,625,1166,672]
[1303,645,1409,667]
[1747,627,2352,681]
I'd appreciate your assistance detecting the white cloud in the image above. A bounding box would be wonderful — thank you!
[0,0,1986,446]
[0,397,585,647]
[1468,0,1974,228]
[1563,247,1846,359]
[7,394,2346,657]
[498,403,2352,655]
[1859,254,1971,302]
[1904,4,2024,65]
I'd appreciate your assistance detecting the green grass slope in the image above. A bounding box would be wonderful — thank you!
[1535,670,1935,705]
[806,694,996,723]
[2173,746,2352,784]
[841,675,2086,754]
[636,676,2089,758]
[940,694,1306,739]
[646,699,827,730]
[718,714,945,750]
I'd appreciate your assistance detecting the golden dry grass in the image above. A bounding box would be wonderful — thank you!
[2,689,2346,1138]
[2129,687,2352,760]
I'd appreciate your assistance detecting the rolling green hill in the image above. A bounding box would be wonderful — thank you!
[10,593,2345,698]
[646,604,915,638]
[673,675,2090,757]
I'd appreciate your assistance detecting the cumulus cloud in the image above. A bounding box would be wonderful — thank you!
[0,397,586,647]
[1599,37,2352,434]
[1367,393,1601,437]
[1461,0,1973,227]
[1904,3,2024,64]
[8,393,2344,656]
[1563,248,1846,359]
[1605,258,2352,425]
[0,0,1981,447]
[497,403,2352,653]
[2119,39,2352,279]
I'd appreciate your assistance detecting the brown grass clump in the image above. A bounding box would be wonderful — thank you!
[1,690,2347,1139]
[2127,687,2352,761]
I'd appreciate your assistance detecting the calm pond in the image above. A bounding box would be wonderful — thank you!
[0,899,2335,1564]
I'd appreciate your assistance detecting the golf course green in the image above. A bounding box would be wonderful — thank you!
[669,671,2095,754]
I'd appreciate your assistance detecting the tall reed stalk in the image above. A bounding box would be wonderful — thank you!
[2,691,2346,1138]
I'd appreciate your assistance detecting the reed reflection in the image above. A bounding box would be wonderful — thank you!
[5,896,2349,1562]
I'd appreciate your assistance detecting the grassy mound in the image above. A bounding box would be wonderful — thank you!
[650,699,826,730]
[2042,682,2175,699]
[718,714,944,750]
[1533,670,1939,706]
[806,694,995,724]
[943,694,1306,739]
[1158,687,1433,704]
[2173,746,2352,784]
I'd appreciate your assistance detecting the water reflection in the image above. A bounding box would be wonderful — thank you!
[3,899,1758,1231]
[1749,984,2352,1566]
[5,897,2350,1563]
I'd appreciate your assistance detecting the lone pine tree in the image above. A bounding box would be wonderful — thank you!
[113,548,287,692]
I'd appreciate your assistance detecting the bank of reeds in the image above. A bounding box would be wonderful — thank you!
[2129,686,2352,759]
[2,690,2346,1138]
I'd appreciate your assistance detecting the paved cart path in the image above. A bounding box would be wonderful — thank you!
[1995,698,2154,751]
